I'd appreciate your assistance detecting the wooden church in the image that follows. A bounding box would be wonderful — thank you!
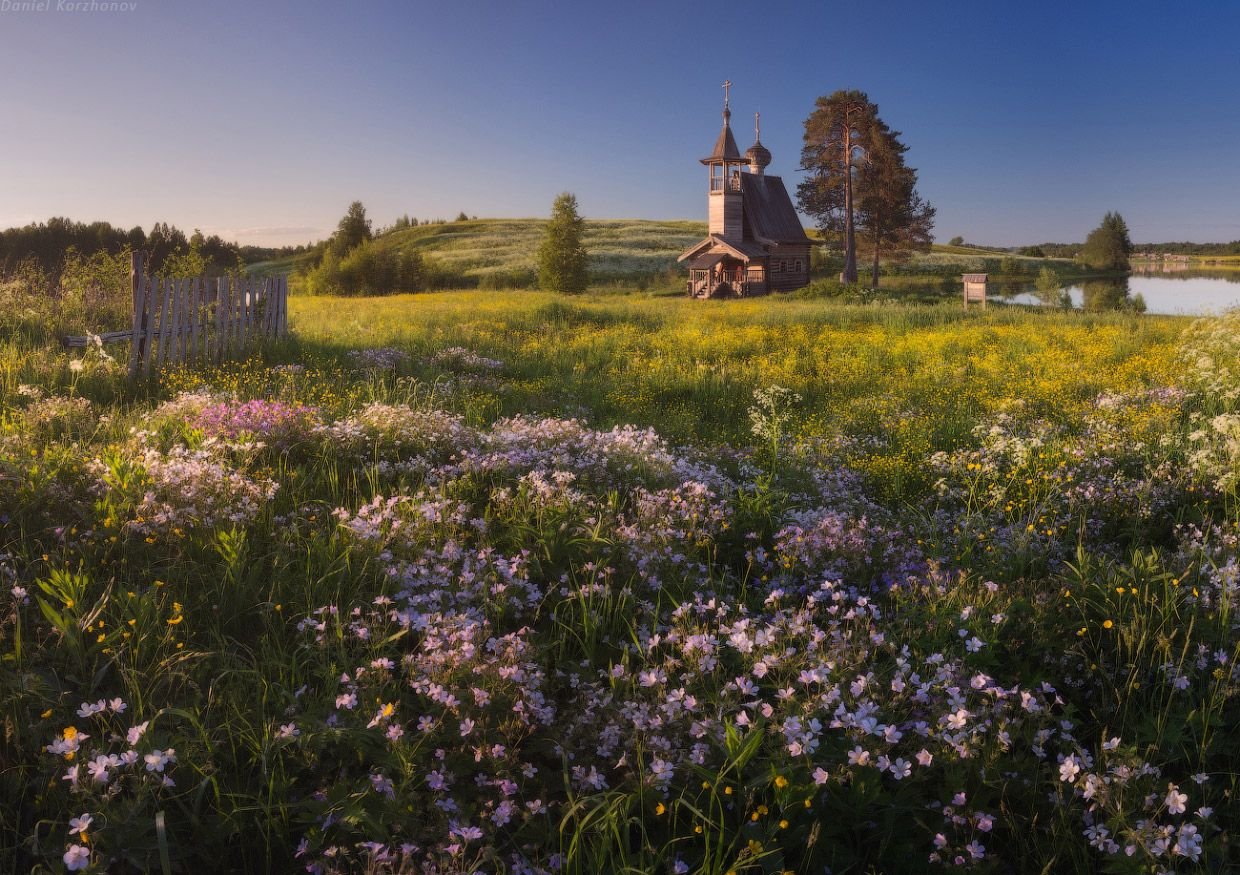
[679,83,813,298]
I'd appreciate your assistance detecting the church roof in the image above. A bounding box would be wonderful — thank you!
[700,110,745,165]
[678,235,770,263]
[739,174,812,244]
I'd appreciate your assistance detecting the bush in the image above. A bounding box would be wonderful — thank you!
[302,240,427,296]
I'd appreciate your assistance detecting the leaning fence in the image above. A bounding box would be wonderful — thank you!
[63,252,289,379]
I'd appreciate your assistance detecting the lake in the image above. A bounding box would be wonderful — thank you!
[997,270,1240,316]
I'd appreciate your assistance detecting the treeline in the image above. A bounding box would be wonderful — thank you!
[380,212,477,233]
[0,217,248,275]
[1002,241,1240,259]
[1132,241,1240,257]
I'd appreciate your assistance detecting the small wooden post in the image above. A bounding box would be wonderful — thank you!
[963,273,988,309]
[156,276,175,371]
[188,277,200,361]
[267,278,276,337]
[127,251,147,380]
[211,277,223,362]
[219,276,232,360]
[171,279,186,365]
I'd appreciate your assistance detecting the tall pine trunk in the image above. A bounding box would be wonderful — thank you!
[841,123,858,284]
[871,230,882,287]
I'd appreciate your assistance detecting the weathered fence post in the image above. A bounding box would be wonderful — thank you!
[76,264,289,378]
[127,251,147,380]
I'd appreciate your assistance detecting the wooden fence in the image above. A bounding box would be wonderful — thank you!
[64,253,289,379]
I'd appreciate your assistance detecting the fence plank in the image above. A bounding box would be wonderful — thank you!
[188,277,199,361]
[127,252,146,379]
[156,276,175,371]
[248,277,256,343]
[171,279,185,365]
[236,277,246,349]
[259,278,269,337]
[221,276,234,361]
[266,277,276,334]
[179,277,190,361]
[143,277,161,377]
[140,277,156,377]
[175,278,188,364]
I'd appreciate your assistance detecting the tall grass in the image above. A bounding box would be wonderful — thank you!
[4,286,1237,874]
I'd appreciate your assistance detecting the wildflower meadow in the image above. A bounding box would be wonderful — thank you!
[1,290,1237,874]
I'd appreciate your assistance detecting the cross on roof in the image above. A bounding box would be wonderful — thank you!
[722,79,731,111]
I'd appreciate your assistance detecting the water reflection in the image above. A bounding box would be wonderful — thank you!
[1080,278,1134,312]
[1129,267,1240,283]
[997,272,1240,315]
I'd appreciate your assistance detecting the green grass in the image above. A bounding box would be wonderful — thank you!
[7,283,1238,874]
[247,219,709,285]
[284,290,1185,490]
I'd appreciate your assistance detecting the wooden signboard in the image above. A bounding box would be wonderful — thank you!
[962,273,988,308]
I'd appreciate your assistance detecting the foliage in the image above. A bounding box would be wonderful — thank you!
[0,217,243,276]
[1077,212,1134,272]
[854,121,935,285]
[303,238,427,296]
[537,193,589,294]
[5,290,1240,875]
[330,201,373,259]
[799,91,932,286]
[1035,266,1063,303]
[797,90,881,284]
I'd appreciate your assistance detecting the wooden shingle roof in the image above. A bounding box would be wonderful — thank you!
[700,111,745,165]
[738,174,812,244]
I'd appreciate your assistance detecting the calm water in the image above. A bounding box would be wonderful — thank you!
[998,270,1240,316]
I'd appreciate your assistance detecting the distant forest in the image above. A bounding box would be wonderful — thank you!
[1028,241,1240,259]
[0,217,308,276]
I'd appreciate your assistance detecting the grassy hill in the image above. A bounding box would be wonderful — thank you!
[249,218,708,284]
[245,218,1079,291]
[375,218,705,283]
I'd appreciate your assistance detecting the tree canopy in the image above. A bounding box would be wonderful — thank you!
[0,217,245,276]
[537,193,588,294]
[331,201,373,258]
[854,123,935,285]
[797,90,932,285]
[1076,212,1133,271]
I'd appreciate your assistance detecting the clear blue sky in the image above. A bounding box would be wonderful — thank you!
[2,0,1237,247]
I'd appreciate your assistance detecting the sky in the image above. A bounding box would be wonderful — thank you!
[2,0,1238,247]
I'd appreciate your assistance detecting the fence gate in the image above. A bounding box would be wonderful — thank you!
[65,252,289,379]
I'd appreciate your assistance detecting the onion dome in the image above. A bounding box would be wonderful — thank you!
[746,112,771,173]
[746,139,771,169]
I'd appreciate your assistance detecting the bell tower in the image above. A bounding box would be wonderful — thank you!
[701,80,746,242]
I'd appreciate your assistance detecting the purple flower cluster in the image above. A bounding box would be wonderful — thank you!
[194,399,320,447]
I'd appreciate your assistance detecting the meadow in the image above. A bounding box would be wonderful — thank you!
[2,287,1238,874]
[246,219,1090,299]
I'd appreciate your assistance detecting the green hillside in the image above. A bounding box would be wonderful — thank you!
[245,219,1070,288]
[374,218,705,282]
[249,218,708,283]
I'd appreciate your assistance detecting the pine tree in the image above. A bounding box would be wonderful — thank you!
[1077,211,1133,271]
[797,90,880,284]
[855,123,935,286]
[537,193,588,294]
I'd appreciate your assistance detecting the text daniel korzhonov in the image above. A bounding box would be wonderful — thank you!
[1,0,137,12]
